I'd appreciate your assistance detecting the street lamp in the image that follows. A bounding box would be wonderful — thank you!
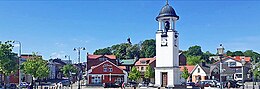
[73,47,85,89]
[12,41,22,89]
[241,58,246,89]
[65,55,71,64]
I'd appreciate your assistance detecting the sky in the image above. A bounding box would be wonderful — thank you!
[0,0,260,63]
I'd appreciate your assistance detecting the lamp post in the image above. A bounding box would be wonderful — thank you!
[252,64,256,89]
[73,47,85,89]
[219,56,223,89]
[12,41,22,89]
[241,58,246,89]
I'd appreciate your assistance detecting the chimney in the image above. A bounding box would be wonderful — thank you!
[202,62,206,67]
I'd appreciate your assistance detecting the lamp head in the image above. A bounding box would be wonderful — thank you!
[82,47,86,50]
[73,48,76,51]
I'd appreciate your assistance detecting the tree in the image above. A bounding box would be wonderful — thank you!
[233,51,244,56]
[93,47,112,55]
[140,39,156,58]
[226,50,233,56]
[181,66,189,83]
[61,64,78,77]
[187,56,201,65]
[144,66,154,82]
[128,67,141,81]
[126,44,140,59]
[21,53,49,88]
[111,43,132,59]
[0,41,18,86]
[185,45,203,56]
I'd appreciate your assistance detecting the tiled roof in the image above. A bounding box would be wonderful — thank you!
[119,59,136,65]
[180,66,195,73]
[135,58,155,65]
[87,54,116,59]
[118,66,126,70]
[233,56,250,62]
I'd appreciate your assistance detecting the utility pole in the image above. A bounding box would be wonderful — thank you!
[73,47,85,89]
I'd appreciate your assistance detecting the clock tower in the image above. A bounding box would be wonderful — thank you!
[154,0,181,87]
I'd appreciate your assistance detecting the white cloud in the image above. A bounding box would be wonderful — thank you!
[50,51,65,59]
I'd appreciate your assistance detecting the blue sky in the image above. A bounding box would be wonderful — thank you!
[1,0,260,62]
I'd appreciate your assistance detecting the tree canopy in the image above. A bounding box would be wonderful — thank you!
[0,41,18,76]
[144,65,154,79]
[61,64,78,77]
[187,56,201,65]
[128,67,141,81]
[21,53,49,79]
[93,39,155,59]
[181,66,189,80]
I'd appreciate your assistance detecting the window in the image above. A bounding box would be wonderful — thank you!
[109,68,113,72]
[198,68,200,73]
[103,67,107,72]
[228,62,236,67]
[99,57,107,61]
[141,67,144,70]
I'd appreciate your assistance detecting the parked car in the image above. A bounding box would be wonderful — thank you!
[148,83,154,87]
[103,82,120,88]
[224,80,240,88]
[186,82,195,86]
[59,80,70,86]
[6,84,17,89]
[194,81,210,87]
[138,81,149,87]
[201,80,219,87]
[20,82,29,88]
[126,81,138,87]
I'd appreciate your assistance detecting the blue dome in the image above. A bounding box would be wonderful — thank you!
[156,4,179,21]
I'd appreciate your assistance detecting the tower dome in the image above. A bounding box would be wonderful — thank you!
[156,3,179,21]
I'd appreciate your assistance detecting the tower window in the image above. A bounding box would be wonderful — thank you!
[198,68,200,73]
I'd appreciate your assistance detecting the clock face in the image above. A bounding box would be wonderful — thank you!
[161,37,167,46]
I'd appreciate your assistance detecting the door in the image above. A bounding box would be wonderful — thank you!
[162,72,167,87]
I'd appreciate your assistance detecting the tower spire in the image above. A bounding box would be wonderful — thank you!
[166,0,169,5]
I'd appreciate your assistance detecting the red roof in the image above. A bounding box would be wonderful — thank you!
[135,58,155,65]
[87,54,116,60]
[118,66,126,70]
[233,56,250,62]
[180,66,195,73]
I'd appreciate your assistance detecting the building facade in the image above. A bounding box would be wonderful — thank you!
[87,60,127,84]
[154,1,181,87]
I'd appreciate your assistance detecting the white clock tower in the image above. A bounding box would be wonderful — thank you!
[154,0,181,87]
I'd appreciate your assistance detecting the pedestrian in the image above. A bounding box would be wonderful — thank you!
[121,82,125,89]
[227,81,231,89]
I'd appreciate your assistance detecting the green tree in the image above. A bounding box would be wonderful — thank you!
[186,45,203,56]
[0,41,18,86]
[187,56,201,65]
[93,47,112,55]
[181,66,189,82]
[111,43,132,59]
[61,64,78,77]
[144,66,154,82]
[21,53,49,88]
[140,39,156,58]
[226,50,233,56]
[128,67,141,81]
[233,51,244,56]
[126,44,140,59]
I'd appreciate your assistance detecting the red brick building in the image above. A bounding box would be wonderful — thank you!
[87,60,127,84]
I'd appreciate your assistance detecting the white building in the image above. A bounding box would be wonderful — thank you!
[154,1,181,88]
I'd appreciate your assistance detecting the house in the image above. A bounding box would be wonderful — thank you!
[190,62,235,83]
[87,54,117,71]
[179,52,187,66]
[214,56,251,81]
[87,60,127,84]
[135,58,156,82]
[48,58,67,79]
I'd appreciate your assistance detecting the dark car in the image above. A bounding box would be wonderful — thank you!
[59,80,71,86]
[186,82,195,86]
[224,80,240,88]
[103,82,120,88]
[195,81,210,87]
